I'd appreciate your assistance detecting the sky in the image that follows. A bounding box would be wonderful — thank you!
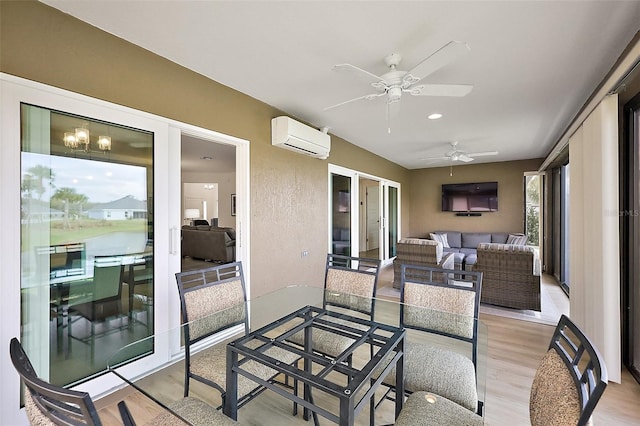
[22,153,148,204]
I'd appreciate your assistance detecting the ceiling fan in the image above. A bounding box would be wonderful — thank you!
[422,141,498,163]
[324,41,473,133]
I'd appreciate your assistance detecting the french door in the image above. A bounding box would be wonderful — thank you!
[328,164,400,264]
[1,74,250,423]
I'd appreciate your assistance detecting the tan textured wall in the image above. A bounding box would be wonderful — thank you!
[408,159,543,237]
[0,1,410,295]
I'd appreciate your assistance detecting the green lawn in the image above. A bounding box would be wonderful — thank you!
[22,219,148,249]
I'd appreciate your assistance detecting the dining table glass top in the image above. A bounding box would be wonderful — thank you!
[107,285,487,426]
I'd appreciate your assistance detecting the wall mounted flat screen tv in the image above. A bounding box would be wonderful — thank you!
[442,182,498,212]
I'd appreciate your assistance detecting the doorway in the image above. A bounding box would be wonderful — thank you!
[328,165,400,265]
[180,134,239,272]
[361,179,380,259]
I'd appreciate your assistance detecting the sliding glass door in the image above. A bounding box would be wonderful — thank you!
[330,173,352,256]
[20,104,154,386]
[623,92,640,384]
[328,165,400,264]
[384,183,399,260]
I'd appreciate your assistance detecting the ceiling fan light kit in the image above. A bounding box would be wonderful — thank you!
[324,40,473,133]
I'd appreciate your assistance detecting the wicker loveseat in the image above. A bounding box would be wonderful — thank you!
[392,238,455,289]
[473,243,541,311]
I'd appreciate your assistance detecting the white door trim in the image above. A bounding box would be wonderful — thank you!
[0,73,250,423]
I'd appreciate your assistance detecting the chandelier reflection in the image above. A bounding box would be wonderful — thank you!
[63,125,111,153]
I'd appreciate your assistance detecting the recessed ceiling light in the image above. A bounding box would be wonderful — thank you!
[201,156,213,160]
[428,113,443,120]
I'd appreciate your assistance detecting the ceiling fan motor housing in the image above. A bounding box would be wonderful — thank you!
[388,86,402,102]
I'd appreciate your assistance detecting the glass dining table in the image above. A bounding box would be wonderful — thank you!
[107,285,487,426]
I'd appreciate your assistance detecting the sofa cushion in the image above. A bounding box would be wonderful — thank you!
[429,232,450,248]
[439,231,462,249]
[461,233,492,249]
[333,228,350,242]
[459,248,477,256]
[214,227,236,240]
[464,253,478,268]
[451,252,466,268]
[443,247,460,253]
[491,233,509,244]
[507,233,528,245]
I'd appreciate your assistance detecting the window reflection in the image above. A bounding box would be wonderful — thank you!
[331,174,351,256]
[20,104,154,386]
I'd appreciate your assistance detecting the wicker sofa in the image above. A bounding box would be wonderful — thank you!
[429,231,517,271]
[392,238,455,289]
[473,242,541,311]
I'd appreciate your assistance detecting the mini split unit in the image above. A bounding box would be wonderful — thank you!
[271,116,331,159]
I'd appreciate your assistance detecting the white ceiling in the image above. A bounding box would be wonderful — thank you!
[42,1,640,169]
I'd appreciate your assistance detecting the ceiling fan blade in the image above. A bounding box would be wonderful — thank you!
[458,154,474,163]
[420,156,450,161]
[466,151,499,157]
[404,41,471,82]
[333,63,385,85]
[406,83,473,97]
[323,92,385,111]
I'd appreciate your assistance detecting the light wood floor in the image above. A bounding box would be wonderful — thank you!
[95,262,640,425]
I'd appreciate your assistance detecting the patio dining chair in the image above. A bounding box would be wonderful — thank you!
[9,337,236,426]
[288,253,381,359]
[175,261,299,410]
[377,263,483,415]
[67,255,128,359]
[394,314,609,426]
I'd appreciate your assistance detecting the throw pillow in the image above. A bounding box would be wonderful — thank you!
[507,233,528,245]
[430,232,450,248]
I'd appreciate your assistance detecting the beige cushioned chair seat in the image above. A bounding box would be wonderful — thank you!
[395,391,484,426]
[379,342,478,412]
[191,344,299,399]
[288,316,370,357]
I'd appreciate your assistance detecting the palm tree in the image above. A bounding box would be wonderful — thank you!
[27,165,55,201]
[51,188,88,229]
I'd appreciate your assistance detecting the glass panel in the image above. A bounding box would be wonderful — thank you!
[525,175,540,246]
[20,104,154,386]
[633,108,640,380]
[561,163,570,291]
[331,174,351,256]
[387,186,398,258]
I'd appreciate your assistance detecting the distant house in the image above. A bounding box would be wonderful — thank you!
[20,199,64,223]
[87,195,147,220]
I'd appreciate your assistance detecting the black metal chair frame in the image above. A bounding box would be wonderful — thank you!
[549,314,609,426]
[399,264,482,366]
[376,263,483,416]
[303,253,381,426]
[67,255,130,359]
[323,253,381,317]
[125,252,154,332]
[9,337,103,425]
[176,262,249,399]
[176,261,297,412]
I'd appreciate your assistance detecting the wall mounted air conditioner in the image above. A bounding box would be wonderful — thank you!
[271,116,331,159]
